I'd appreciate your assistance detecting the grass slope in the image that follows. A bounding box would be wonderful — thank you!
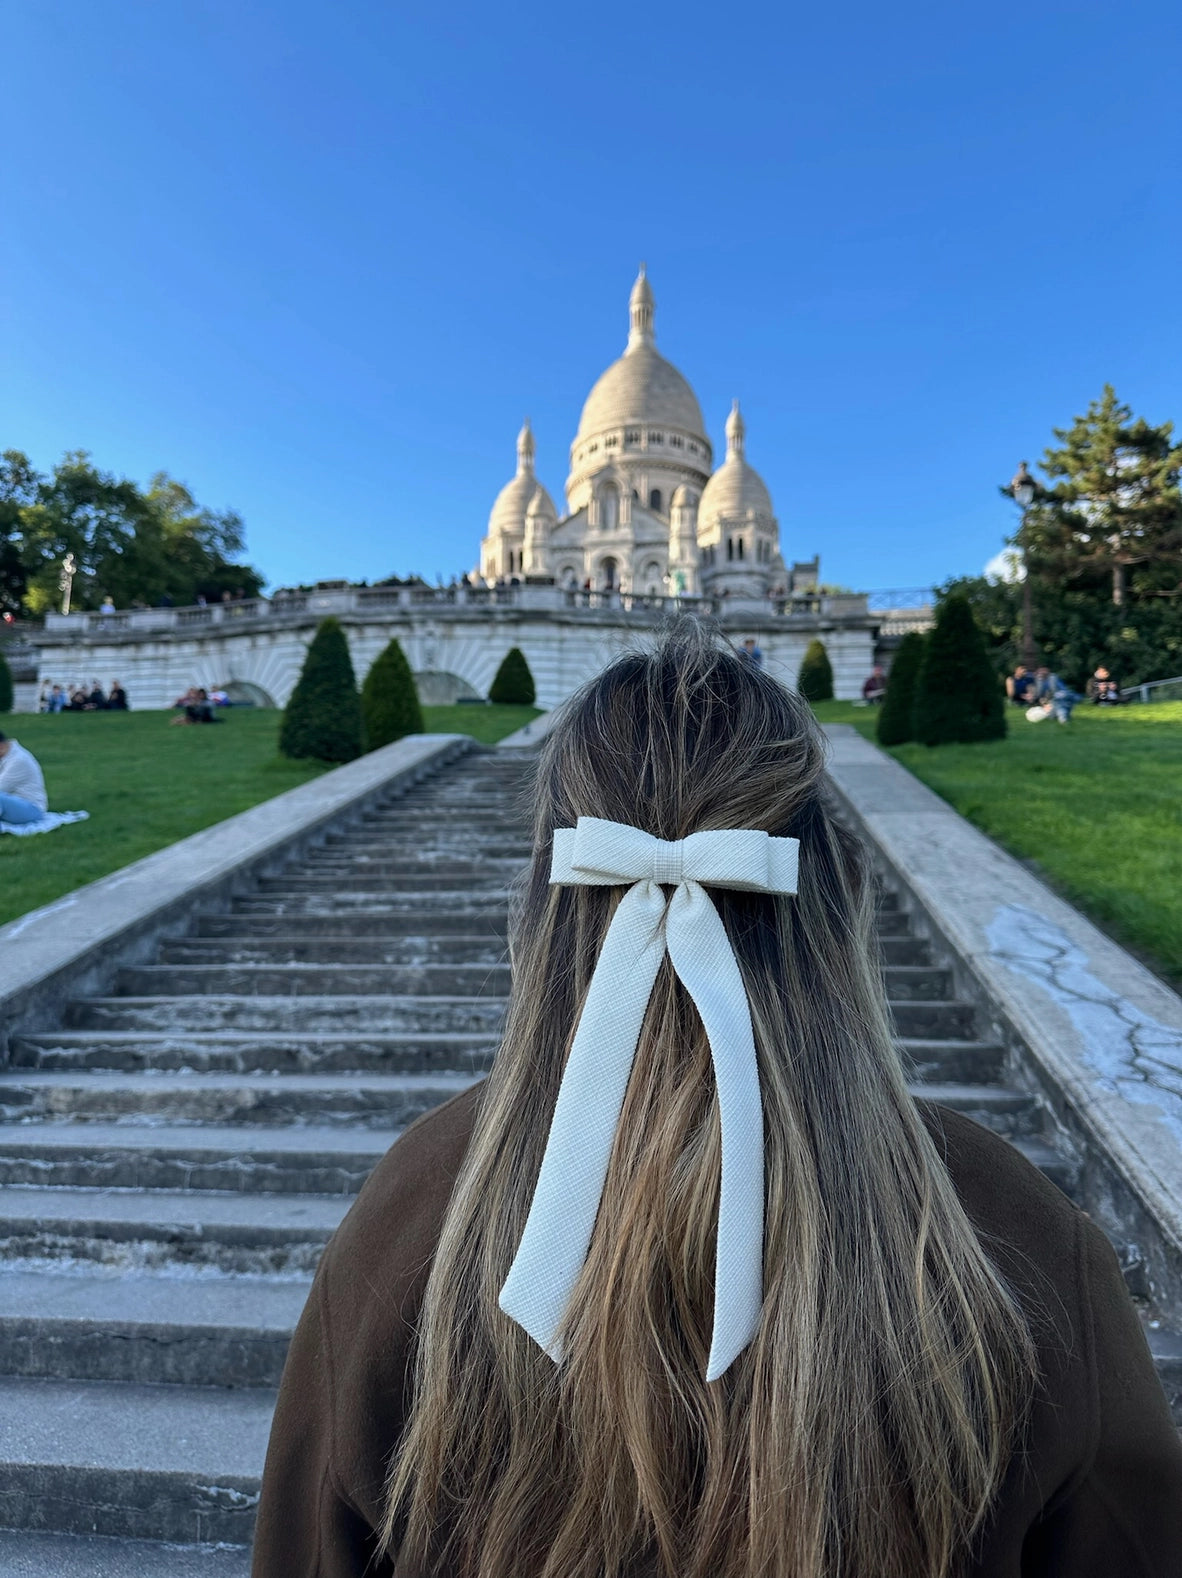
[812,700,1182,989]
[1,705,541,928]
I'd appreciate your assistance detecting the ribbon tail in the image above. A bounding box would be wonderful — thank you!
[499,880,668,1360]
[666,883,765,1381]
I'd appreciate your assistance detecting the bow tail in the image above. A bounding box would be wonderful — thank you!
[499,880,669,1359]
[666,883,766,1380]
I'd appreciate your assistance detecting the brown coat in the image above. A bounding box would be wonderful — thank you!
[253,1085,1182,1577]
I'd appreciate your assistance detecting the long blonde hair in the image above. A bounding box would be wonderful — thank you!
[383,621,1036,1578]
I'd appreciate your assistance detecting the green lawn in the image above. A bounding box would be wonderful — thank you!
[812,699,1182,989]
[0,705,542,927]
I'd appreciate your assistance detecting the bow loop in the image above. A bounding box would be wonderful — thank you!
[503,816,799,1381]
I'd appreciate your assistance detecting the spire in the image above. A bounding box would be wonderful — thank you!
[516,418,535,478]
[627,264,655,351]
[725,398,745,459]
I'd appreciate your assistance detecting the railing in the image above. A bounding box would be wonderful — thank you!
[865,587,936,612]
[38,582,882,635]
[1122,674,1182,704]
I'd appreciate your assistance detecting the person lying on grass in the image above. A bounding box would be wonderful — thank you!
[0,731,49,826]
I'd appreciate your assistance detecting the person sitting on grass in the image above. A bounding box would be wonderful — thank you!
[1031,666,1081,725]
[0,731,49,826]
[861,664,886,703]
[1005,665,1038,706]
[107,679,129,710]
[1086,667,1121,705]
[170,686,219,725]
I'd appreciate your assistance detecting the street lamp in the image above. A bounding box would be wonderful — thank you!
[1010,463,1037,669]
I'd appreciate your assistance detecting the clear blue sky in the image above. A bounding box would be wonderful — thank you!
[4,1,1179,594]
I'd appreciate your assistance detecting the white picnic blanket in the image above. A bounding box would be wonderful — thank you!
[0,810,90,837]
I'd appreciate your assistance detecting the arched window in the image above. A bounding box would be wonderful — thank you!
[737,537,744,560]
[600,482,619,531]
[649,488,662,512]
[727,537,734,561]
[601,556,618,590]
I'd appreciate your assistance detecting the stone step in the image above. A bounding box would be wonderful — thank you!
[878,936,934,966]
[1009,1139,1080,1199]
[195,910,507,938]
[159,934,509,966]
[0,1069,479,1128]
[909,1083,1044,1138]
[255,873,514,894]
[229,891,507,915]
[0,1123,396,1193]
[10,1029,500,1075]
[899,1038,1007,1084]
[0,1531,251,1578]
[0,1186,346,1273]
[874,909,912,937]
[889,1000,978,1039]
[116,962,513,997]
[881,966,951,1002]
[299,855,527,877]
[1148,1323,1182,1425]
[0,1376,270,1543]
[0,1269,307,1387]
[67,994,507,1034]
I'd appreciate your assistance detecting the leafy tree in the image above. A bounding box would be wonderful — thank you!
[489,647,536,705]
[3,450,263,614]
[876,631,926,746]
[913,595,1005,746]
[1023,387,1182,607]
[279,618,362,763]
[797,638,833,703]
[0,649,12,712]
[361,637,423,750]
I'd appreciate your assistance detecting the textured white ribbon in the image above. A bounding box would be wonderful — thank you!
[499,816,799,1381]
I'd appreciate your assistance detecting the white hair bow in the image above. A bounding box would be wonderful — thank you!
[499,816,799,1381]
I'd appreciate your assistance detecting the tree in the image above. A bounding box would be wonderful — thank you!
[279,618,363,763]
[912,595,1005,746]
[797,639,833,703]
[489,647,536,705]
[361,637,423,750]
[4,450,263,614]
[0,649,12,713]
[876,631,926,746]
[1030,387,1182,607]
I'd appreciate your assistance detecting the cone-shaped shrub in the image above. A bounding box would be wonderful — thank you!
[797,638,833,703]
[912,595,1006,746]
[279,617,362,763]
[362,636,423,751]
[489,646,536,706]
[876,630,926,746]
[0,651,12,713]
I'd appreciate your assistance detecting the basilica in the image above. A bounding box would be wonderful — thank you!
[479,268,788,600]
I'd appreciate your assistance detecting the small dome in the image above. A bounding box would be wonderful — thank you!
[487,419,556,538]
[525,485,556,522]
[670,483,697,508]
[698,400,774,531]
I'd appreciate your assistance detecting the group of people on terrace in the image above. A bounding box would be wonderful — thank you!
[38,680,129,712]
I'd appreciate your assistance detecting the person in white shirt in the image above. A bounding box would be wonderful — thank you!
[0,732,49,825]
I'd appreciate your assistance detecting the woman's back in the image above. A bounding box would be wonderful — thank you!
[253,623,1182,1577]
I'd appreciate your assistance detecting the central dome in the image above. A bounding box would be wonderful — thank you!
[573,267,707,444]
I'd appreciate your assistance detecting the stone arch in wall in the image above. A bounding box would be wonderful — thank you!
[413,669,483,706]
[224,679,277,708]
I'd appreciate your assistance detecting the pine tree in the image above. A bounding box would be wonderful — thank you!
[912,595,1006,746]
[0,650,12,713]
[361,637,423,750]
[876,630,925,746]
[279,617,363,763]
[489,647,536,706]
[797,638,833,703]
[1032,386,1182,606]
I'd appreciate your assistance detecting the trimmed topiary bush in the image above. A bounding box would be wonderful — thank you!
[362,637,423,751]
[279,616,362,763]
[797,638,834,703]
[489,646,536,706]
[0,651,12,713]
[912,595,1006,746]
[876,630,926,746]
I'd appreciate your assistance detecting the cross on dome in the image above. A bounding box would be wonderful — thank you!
[726,399,746,459]
[516,418,536,477]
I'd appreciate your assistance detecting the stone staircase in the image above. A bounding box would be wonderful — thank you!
[0,751,1178,1573]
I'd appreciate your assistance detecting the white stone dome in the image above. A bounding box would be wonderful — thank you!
[487,419,556,536]
[697,400,774,529]
[573,267,707,444]
[525,485,555,522]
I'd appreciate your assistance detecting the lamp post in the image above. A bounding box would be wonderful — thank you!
[59,553,77,617]
[1011,463,1037,669]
